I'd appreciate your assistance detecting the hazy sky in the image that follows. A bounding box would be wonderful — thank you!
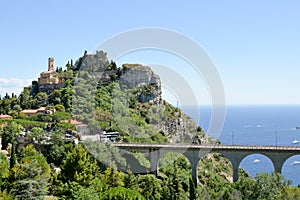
[1,1,300,105]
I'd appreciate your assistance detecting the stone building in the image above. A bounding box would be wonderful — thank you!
[38,58,64,85]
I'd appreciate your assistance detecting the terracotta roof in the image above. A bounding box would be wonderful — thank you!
[0,150,9,155]
[21,109,38,114]
[0,114,13,119]
[37,107,47,111]
[62,119,85,125]
[21,107,47,115]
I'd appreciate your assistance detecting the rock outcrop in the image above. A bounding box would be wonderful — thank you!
[119,64,162,104]
[76,50,110,72]
[76,52,162,104]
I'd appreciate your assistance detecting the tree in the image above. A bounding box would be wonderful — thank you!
[59,145,99,187]
[0,189,13,200]
[134,174,163,200]
[61,80,73,112]
[234,172,256,199]
[34,92,48,108]
[94,109,112,130]
[11,160,49,199]
[0,153,9,189]
[48,90,62,105]
[55,104,65,112]
[102,168,125,188]
[55,145,99,199]
[51,111,72,122]
[100,187,145,200]
[12,105,21,113]
[0,97,11,114]
[0,121,23,149]
[279,186,300,199]
[46,140,74,166]
[11,147,50,199]
[28,127,44,141]
[71,187,100,200]
[155,153,192,199]
[16,145,51,177]
[252,172,291,200]
[10,143,17,169]
[162,161,189,200]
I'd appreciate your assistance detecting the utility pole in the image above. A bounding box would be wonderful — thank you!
[275,131,278,147]
[231,131,234,145]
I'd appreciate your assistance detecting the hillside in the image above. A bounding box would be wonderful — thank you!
[0,51,294,199]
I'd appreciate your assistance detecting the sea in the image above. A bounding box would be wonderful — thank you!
[184,105,300,186]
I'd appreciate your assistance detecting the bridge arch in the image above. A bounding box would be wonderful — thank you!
[282,155,300,185]
[220,152,276,181]
[148,148,194,177]
[147,148,205,184]
[262,152,296,174]
[158,152,191,176]
[220,152,251,182]
[239,153,274,177]
[220,151,298,181]
[197,153,233,185]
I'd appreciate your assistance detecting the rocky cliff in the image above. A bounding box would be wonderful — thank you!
[76,50,110,72]
[119,64,162,104]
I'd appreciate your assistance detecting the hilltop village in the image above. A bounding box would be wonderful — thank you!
[1,53,128,149]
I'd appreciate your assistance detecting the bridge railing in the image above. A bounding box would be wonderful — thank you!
[111,143,300,151]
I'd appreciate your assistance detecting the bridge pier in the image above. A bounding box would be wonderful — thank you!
[264,152,294,174]
[184,150,202,185]
[149,148,160,176]
[221,152,250,182]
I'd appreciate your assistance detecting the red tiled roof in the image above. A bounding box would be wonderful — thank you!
[62,119,85,125]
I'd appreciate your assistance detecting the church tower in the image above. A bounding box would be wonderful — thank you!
[48,58,54,71]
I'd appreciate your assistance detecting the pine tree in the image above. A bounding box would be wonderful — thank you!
[60,145,99,187]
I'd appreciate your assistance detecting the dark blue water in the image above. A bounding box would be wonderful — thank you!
[184,105,300,185]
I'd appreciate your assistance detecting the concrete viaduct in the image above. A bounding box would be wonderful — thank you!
[112,143,300,184]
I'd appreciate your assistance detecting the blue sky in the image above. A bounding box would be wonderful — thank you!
[1,1,300,105]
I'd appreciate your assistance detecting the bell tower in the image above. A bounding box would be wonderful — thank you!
[48,58,54,71]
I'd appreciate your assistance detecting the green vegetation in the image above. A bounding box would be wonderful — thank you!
[0,52,299,199]
[0,136,296,199]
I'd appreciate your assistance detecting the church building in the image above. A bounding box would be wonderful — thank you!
[38,58,60,85]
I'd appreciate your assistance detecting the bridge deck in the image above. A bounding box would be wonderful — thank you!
[110,143,300,183]
[112,143,300,152]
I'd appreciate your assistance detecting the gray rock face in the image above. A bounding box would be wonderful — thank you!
[77,50,109,72]
[119,64,162,104]
[76,52,162,104]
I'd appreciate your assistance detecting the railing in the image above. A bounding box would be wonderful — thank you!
[112,143,300,151]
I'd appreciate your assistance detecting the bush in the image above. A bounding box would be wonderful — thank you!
[100,187,145,200]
